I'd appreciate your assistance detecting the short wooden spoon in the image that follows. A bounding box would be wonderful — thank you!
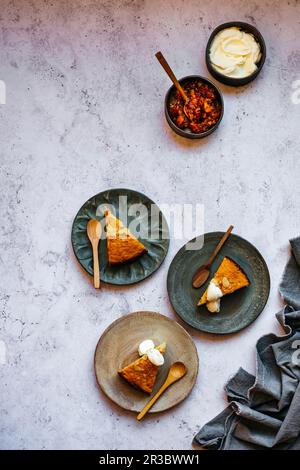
[155,51,192,120]
[87,219,102,289]
[137,362,187,421]
[192,225,234,289]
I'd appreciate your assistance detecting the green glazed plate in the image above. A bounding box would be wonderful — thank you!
[71,188,169,285]
[167,232,270,334]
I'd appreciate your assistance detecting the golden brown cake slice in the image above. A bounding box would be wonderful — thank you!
[198,256,250,308]
[118,343,166,394]
[105,209,147,265]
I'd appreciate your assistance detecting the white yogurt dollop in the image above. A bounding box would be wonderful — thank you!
[206,280,223,313]
[210,27,261,78]
[138,339,155,356]
[206,299,221,313]
[147,348,165,366]
[207,281,223,302]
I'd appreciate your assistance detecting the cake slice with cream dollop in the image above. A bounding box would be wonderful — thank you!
[198,256,250,313]
[118,340,166,394]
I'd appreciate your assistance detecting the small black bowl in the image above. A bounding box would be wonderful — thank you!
[206,21,266,87]
[164,75,224,139]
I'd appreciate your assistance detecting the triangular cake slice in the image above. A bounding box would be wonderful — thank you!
[105,209,147,265]
[198,256,250,306]
[118,343,166,394]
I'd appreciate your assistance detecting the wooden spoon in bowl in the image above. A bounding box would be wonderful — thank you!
[155,51,192,121]
[136,362,187,421]
[87,219,102,289]
[192,225,234,289]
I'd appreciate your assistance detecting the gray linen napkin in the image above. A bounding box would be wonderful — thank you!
[194,236,300,450]
[279,237,300,310]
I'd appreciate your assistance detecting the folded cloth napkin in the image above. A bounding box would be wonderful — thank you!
[194,236,300,450]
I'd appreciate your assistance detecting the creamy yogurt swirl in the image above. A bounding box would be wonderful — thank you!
[210,27,261,78]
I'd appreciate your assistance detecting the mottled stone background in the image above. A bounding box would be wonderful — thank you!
[0,0,300,450]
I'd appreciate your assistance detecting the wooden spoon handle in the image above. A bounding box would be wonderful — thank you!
[155,51,188,102]
[207,225,234,266]
[137,381,170,421]
[92,243,100,289]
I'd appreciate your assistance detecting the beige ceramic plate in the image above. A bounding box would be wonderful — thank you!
[94,311,199,413]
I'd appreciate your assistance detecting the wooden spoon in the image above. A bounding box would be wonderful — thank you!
[136,362,187,421]
[192,225,234,289]
[87,219,102,289]
[155,51,192,120]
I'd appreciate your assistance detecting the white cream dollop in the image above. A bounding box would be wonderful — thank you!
[138,339,155,356]
[207,281,223,302]
[210,27,261,78]
[206,299,221,313]
[206,280,223,313]
[147,348,165,366]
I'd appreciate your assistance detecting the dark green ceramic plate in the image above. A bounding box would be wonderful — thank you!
[71,188,170,285]
[167,232,270,334]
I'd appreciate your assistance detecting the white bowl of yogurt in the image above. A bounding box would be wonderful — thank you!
[206,22,266,86]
